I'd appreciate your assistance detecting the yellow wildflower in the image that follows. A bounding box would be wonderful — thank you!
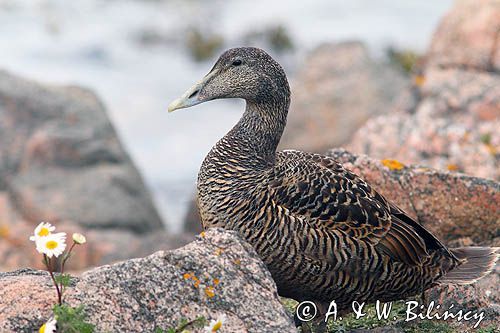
[204,314,226,332]
[30,222,55,242]
[36,232,67,258]
[39,317,57,333]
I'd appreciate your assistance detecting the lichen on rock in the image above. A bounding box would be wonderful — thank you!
[0,229,296,333]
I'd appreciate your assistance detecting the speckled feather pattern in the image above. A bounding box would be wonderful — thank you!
[196,47,464,312]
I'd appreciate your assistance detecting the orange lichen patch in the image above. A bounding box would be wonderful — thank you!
[0,224,9,239]
[214,248,224,256]
[213,278,220,285]
[183,272,203,288]
[381,159,405,171]
[414,74,425,87]
[447,164,459,171]
[200,231,206,238]
[485,143,497,155]
[192,276,200,288]
[205,286,215,298]
[233,259,241,265]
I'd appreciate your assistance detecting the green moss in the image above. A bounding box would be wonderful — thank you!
[267,25,294,52]
[281,297,299,314]
[480,133,492,145]
[387,47,421,74]
[477,326,500,333]
[280,298,478,333]
[186,28,224,62]
[243,24,294,54]
[326,301,408,332]
[400,320,455,333]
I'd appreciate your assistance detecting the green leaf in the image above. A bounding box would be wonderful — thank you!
[53,304,95,333]
[54,274,72,287]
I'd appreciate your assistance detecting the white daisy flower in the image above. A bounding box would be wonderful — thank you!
[204,314,226,332]
[39,317,57,333]
[72,233,86,245]
[29,222,55,242]
[36,232,67,258]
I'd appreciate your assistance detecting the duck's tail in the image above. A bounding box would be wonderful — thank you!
[439,247,499,285]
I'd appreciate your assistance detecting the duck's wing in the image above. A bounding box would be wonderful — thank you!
[269,150,445,266]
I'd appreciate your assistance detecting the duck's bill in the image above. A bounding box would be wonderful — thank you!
[167,82,203,112]
[167,70,218,112]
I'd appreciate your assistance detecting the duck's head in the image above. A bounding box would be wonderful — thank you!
[168,47,290,112]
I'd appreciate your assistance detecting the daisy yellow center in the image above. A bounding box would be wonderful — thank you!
[38,228,50,237]
[39,323,46,333]
[46,240,58,250]
[212,321,222,331]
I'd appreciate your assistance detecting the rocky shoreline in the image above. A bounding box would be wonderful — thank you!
[0,0,499,332]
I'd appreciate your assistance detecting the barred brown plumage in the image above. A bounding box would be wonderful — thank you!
[168,47,499,330]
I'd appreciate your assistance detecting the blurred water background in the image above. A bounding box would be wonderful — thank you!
[0,0,453,232]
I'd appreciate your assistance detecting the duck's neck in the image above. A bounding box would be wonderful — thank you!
[224,98,290,167]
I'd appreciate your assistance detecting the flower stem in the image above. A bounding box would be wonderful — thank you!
[59,241,77,298]
[175,318,202,333]
[61,241,76,274]
[44,254,62,306]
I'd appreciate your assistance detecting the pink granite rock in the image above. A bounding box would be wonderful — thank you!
[279,41,408,153]
[427,0,500,71]
[348,0,500,181]
[0,229,295,333]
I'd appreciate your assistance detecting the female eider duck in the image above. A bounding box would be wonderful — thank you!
[168,47,499,330]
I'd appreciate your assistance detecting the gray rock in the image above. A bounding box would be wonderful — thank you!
[0,70,163,232]
[183,194,203,234]
[0,229,296,333]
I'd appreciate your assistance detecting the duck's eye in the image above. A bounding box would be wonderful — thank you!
[232,59,242,66]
